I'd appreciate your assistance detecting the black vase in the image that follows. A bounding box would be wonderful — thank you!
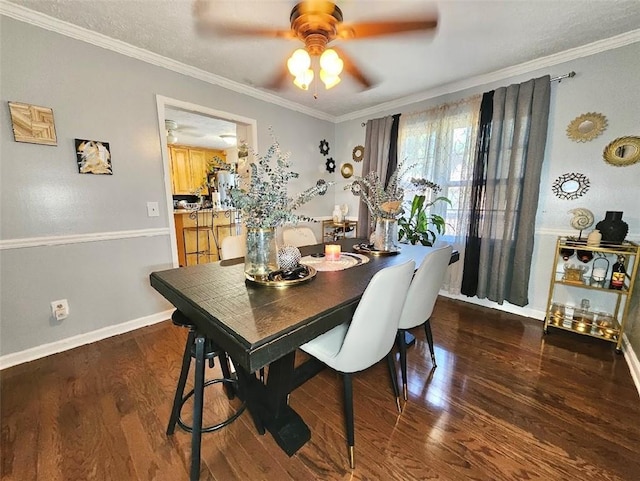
[595,211,628,244]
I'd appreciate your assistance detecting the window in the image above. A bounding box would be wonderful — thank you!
[397,96,481,293]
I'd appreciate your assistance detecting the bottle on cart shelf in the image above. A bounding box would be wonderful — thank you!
[609,255,626,290]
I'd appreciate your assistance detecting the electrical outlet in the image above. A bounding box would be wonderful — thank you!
[147,201,159,217]
[51,299,69,321]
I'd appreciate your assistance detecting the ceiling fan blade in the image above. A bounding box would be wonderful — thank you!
[332,46,373,89]
[195,20,294,39]
[193,0,294,38]
[337,18,438,39]
[264,63,291,91]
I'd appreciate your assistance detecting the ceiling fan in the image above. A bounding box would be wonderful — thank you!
[194,0,438,92]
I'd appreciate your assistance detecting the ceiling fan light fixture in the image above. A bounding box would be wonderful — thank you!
[294,69,314,90]
[320,70,341,89]
[220,134,237,146]
[319,48,343,76]
[287,48,311,76]
[165,119,178,144]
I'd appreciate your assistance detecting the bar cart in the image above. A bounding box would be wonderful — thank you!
[543,236,639,353]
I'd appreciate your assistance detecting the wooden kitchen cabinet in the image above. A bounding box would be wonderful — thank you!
[168,145,226,195]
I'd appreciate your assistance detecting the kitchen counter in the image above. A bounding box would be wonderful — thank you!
[173,208,241,266]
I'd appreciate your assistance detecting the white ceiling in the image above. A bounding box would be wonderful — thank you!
[165,107,237,149]
[4,0,640,120]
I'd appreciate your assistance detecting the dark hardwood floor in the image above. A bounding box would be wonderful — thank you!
[2,297,639,480]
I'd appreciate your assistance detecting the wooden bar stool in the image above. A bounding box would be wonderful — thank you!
[167,310,245,481]
[182,207,212,266]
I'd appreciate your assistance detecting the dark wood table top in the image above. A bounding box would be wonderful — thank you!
[150,238,444,373]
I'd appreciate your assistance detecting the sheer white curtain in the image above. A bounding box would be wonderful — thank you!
[398,95,481,294]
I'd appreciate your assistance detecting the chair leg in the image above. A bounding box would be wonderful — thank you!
[342,373,355,469]
[386,352,402,413]
[423,319,437,367]
[396,330,409,401]
[167,330,195,435]
[190,335,206,481]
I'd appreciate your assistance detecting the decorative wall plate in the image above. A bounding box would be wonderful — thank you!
[552,172,590,200]
[352,145,364,162]
[566,112,607,142]
[603,136,640,167]
[325,157,336,173]
[319,139,330,156]
[340,163,354,178]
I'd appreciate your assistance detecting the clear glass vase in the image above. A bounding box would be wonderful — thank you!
[244,227,279,281]
[372,217,399,252]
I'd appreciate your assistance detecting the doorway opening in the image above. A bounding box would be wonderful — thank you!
[156,95,257,267]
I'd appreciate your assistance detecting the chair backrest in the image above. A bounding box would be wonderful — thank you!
[220,234,247,260]
[332,260,416,373]
[282,227,318,247]
[398,245,453,330]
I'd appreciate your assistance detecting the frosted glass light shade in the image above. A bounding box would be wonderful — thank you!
[320,70,341,89]
[294,69,314,90]
[287,48,311,76]
[320,49,343,76]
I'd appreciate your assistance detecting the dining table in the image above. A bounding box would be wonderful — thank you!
[149,237,458,457]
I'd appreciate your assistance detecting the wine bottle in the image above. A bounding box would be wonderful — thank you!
[609,255,626,290]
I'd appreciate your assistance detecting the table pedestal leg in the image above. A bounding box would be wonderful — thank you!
[236,352,310,456]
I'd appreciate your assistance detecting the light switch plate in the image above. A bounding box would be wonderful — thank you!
[147,201,159,217]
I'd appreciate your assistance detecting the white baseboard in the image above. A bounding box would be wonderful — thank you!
[622,334,640,398]
[0,309,175,370]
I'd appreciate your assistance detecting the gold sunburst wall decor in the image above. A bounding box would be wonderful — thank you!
[566,112,607,142]
[352,145,364,162]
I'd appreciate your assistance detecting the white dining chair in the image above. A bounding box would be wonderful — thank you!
[397,244,452,400]
[220,234,247,260]
[282,226,318,247]
[300,260,416,469]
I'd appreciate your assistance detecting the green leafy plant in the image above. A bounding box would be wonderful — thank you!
[398,180,451,246]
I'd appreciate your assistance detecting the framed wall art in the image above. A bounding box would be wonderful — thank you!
[8,101,58,146]
[75,139,113,175]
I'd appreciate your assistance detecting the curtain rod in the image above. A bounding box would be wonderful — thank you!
[360,71,576,126]
[551,71,576,82]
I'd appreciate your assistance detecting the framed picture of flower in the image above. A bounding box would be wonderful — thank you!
[75,139,113,175]
[8,101,58,146]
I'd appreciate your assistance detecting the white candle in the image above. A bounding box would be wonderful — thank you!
[592,267,607,281]
[325,244,341,261]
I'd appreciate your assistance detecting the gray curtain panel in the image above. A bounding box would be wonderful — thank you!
[358,116,394,237]
[476,75,550,306]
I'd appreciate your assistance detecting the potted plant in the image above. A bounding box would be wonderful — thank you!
[345,163,407,251]
[222,133,331,280]
[398,178,450,246]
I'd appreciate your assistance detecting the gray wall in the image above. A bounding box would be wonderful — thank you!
[2,15,639,363]
[335,42,640,356]
[0,17,335,358]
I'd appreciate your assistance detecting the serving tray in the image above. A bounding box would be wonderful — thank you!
[246,265,317,287]
[353,243,400,256]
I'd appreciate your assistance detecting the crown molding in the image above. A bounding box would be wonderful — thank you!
[0,1,335,122]
[335,29,640,123]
